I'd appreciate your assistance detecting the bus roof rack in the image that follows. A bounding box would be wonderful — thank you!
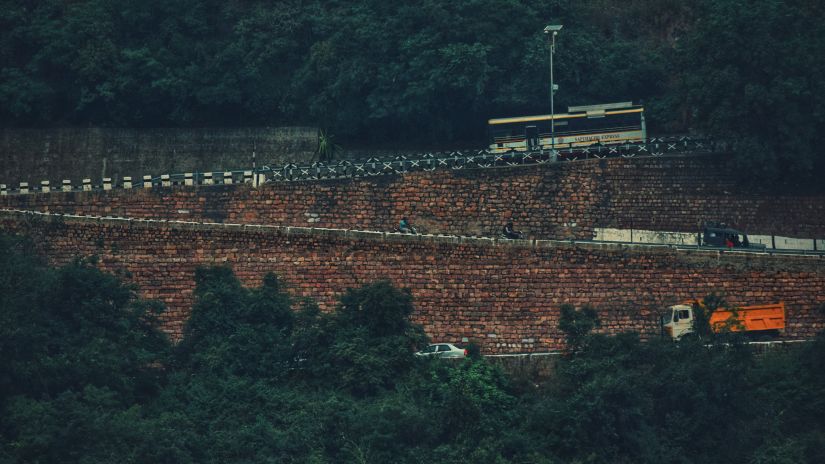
[567,102,635,113]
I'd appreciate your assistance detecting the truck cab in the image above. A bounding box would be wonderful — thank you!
[661,304,696,340]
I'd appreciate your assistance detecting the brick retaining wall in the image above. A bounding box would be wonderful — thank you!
[2,211,822,353]
[3,155,824,239]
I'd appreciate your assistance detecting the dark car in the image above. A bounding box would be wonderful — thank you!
[702,224,766,249]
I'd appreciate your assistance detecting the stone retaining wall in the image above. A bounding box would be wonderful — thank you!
[3,155,825,239]
[2,210,822,353]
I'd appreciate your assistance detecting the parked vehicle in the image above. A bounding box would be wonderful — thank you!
[488,102,646,154]
[701,223,766,249]
[415,343,468,358]
[661,301,785,341]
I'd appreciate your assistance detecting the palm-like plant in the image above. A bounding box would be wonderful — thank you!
[316,129,342,162]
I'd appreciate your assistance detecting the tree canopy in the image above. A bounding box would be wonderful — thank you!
[676,0,825,185]
[0,0,676,136]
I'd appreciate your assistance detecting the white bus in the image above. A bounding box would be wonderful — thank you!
[488,102,646,153]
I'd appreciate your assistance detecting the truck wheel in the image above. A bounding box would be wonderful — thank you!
[679,333,700,343]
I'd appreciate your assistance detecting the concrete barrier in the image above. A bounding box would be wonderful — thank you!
[772,236,816,251]
[594,228,632,242]
[749,235,773,248]
[599,229,818,251]
[594,228,698,245]
[633,230,698,246]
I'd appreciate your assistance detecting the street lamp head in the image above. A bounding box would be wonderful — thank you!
[544,24,563,34]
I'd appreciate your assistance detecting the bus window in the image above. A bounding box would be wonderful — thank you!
[525,126,539,150]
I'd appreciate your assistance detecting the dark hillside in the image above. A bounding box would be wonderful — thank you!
[1,0,822,181]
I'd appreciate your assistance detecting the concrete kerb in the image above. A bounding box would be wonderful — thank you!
[429,234,460,245]
[535,239,588,251]
[345,229,384,241]
[284,226,315,237]
[73,215,102,225]
[499,237,535,248]
[2,209,824,260]
[485,351,562,358]
[127,218,158,231]
[459,236,497,246]
[305,227,343,240]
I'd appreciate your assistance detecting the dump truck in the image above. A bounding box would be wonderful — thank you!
[661,301,785,341]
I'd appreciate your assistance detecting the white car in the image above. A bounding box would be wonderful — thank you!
[415,343,467,358]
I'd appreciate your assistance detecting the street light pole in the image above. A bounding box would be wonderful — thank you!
[550,33,555,154]
[544,25,562,158]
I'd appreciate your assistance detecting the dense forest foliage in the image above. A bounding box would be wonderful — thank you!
[1,0,823,181]
[2,235,825,463]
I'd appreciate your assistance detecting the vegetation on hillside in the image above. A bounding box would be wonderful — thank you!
[1,0,823,181]
[2,235,825,463]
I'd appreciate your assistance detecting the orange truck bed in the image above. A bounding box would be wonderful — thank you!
[709,302,785,333]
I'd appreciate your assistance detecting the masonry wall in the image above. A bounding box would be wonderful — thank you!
[2,212,822,353]
[3,154,825,239]
[0,127,318,186]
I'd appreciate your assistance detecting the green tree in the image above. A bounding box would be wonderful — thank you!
[303,280,428,396]
[0,234,170,463]
[0,236,169,402]
[174,267,296,379]
[690,293,726,339]
[677,0,825,185]
[558,303,601,351]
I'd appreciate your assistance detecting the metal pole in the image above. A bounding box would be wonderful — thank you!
[544,24,562,159]
[550,33,555,156]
